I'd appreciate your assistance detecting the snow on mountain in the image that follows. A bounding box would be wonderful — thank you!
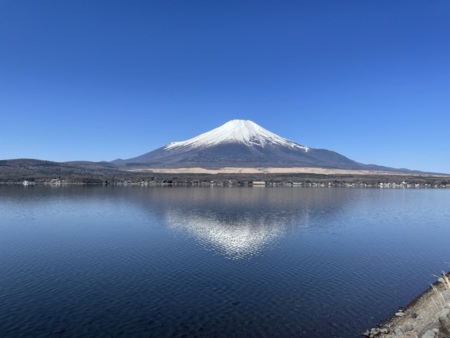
[165,120,309,152]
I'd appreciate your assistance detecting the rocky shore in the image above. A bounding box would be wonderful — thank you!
[364,273,450,338]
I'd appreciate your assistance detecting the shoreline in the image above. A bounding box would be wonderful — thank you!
[364,273,450,337]
[3,180,450,188]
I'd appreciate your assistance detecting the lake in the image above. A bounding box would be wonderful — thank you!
[1,186,450,337]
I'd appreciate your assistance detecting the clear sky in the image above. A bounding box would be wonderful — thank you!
[1,1,449,173]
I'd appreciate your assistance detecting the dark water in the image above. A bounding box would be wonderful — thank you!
[1,186,450,337]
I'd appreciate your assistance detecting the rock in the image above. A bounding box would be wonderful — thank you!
[380,328,389,334]
[395,312,406,317]
[402,324,414,332]
[438,307,450,335]
[420,328,439,338]
[367,327,381,337]
[394,327,403,336]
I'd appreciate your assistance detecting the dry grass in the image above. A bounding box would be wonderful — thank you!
[430,272,450,334]
[431,272,450,306]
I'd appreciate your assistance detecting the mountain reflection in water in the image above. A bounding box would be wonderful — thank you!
[166,210,298,259]
[158,187,351,259]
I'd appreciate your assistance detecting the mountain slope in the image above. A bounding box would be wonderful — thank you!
[114,120,394,170]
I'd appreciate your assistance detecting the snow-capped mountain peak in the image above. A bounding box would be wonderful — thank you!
[165,119,309,152]
[115,119,388,171]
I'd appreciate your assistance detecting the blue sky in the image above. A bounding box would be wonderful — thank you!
[1,1,449,173]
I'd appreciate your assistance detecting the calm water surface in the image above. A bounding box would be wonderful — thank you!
[1,186,450,337]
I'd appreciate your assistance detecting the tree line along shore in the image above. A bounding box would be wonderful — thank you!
[3,173,450,188]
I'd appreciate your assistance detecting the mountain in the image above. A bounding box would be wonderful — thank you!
[114,119,397,170]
